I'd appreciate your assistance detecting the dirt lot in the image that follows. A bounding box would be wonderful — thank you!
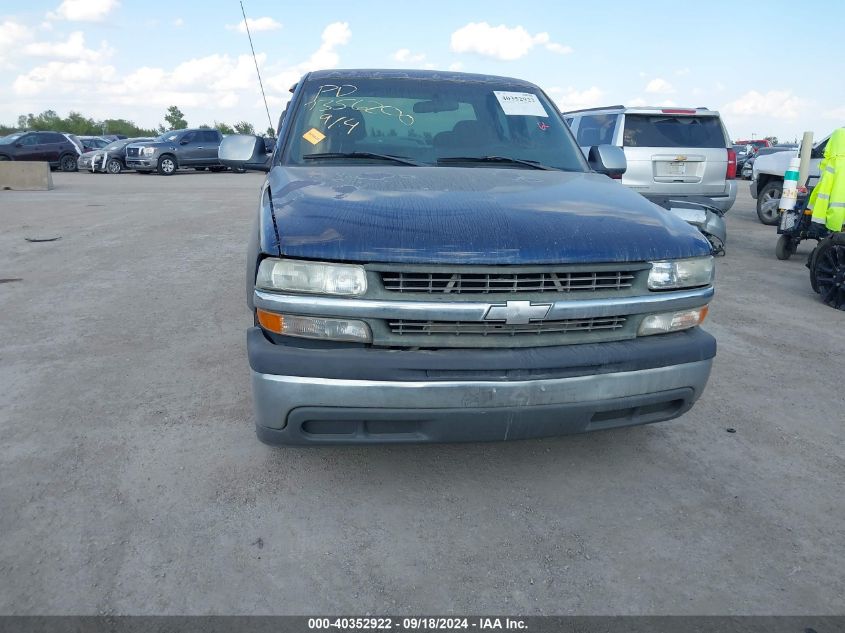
[0,172,842,615]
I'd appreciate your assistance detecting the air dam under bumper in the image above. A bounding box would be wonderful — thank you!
[249,327,715,445]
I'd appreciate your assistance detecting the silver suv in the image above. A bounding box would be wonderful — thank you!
[563,106,737,212]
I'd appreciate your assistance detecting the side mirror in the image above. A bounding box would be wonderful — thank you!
[180,139,190,145]
[15,143,23,148]
[588,144,626,178]
[219,134,271,172]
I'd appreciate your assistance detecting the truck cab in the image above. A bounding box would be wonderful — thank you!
[220,69,717,446]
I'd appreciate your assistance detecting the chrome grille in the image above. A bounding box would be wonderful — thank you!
[388,316,627,336]
[380,271,636,294]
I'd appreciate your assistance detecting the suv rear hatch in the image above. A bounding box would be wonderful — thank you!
[621,110,730,197]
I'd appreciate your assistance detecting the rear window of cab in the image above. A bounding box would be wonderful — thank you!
[623,114,727,148]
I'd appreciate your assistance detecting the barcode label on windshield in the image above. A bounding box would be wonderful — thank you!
[493,91,548,117]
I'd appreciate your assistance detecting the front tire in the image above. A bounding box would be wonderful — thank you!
[106,158,123,174]
[157,155,177,175]
[757,180,782,225]
[775,235,797,260]
[60,153,78,172]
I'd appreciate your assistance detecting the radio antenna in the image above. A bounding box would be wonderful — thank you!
[240,0,274,134]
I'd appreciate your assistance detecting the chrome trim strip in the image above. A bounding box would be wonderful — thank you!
[254,286,714,321]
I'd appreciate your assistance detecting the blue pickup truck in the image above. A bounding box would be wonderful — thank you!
[220,69,716,445]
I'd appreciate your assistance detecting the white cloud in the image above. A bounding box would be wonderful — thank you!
[721,90,810,120]
[450,22,571,61]
[548,86,605,112]
[6,19,350,130]
[392,48,426,63]
[0,21,34,68]
[265,21,351,95]
[13,59,117,95]
[227,17,282,33]
[545,42,573,55]
[628,97,647,107]
[675,67,690,76]
[47,0,119,22]
[173,18,184,28]
[23,31,112,62]
[645,78,675,94]
[448,62,464,72]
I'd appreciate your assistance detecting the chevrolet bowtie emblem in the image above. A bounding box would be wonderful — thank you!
[484,300,551,325]
[675,155,688,161]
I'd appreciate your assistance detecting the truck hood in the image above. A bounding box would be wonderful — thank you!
[266,166,712,264]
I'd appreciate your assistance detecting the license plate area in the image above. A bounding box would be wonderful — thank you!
[665,161,686,176]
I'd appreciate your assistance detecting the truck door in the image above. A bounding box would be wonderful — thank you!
[177,131,200,165]
[195,130,221,164]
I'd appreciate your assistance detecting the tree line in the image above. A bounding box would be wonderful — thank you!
[1,105,273,138]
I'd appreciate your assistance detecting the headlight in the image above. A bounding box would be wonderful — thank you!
[256,310,371,343]
[638,306,709,336]
[141,147,156,156]
[648,257,714,290]
[256,258,367,296]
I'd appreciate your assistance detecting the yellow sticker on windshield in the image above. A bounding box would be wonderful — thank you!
[303,128,326,145]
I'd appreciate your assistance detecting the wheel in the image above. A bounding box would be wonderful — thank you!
[775,235,797,260]
[756,180,782,225]
[106,158,123,174]
[810,235,845,310]
[157,155,177,175]
[0,155,9,161]
[60,153,78,172]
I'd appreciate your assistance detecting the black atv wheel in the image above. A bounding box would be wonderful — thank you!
[810,235,845,310]
[775,235,798,260]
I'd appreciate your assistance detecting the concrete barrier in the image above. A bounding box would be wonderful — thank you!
[0,161,54,191]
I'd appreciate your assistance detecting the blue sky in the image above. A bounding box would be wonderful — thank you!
[1,0,843,140]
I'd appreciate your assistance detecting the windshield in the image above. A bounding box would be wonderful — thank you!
[284,77,587,171]
[155,132,181,142]
[0,133,24,143]
[105,140,128,151]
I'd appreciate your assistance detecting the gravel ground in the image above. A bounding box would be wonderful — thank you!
[0,171,842,615]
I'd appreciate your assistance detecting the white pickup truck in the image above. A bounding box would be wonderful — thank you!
[750,133,832,225]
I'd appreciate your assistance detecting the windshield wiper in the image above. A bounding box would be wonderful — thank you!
[302,152,422,166]
[436,156,559,170]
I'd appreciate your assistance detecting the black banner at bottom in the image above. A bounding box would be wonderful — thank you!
[0,617,842,633]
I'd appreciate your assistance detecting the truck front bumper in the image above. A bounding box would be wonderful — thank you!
[125,158,155,170]
[248,327,716,445]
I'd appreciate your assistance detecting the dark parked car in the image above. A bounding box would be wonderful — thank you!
[0,131,80,171]
[219,68,717,446]
[77,137,154,173]
[124,128,224,175]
